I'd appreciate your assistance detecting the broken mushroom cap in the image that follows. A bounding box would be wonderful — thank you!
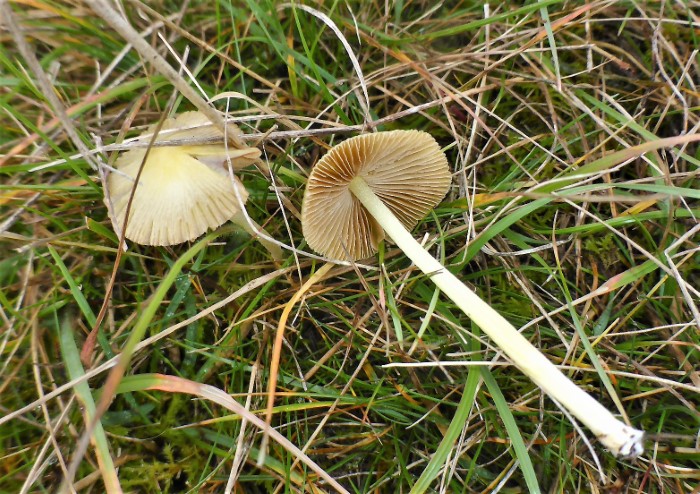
[301,130,451,260]
[106,111,261,246]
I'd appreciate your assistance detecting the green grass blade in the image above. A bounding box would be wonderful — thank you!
[480,369,542,494]
[48,245,96,327]
[410,367,481,494]
[537,134,700,193]
[59,317,122,493]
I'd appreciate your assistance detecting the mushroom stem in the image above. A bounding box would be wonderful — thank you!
[348,177,644,458]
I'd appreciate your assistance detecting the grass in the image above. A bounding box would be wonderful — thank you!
[1,0,699,492]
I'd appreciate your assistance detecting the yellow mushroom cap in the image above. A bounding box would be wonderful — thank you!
[106,111,260,246]
[301,130,451,261]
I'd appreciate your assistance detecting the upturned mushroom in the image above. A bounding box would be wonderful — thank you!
[105,111,281,258]
[301,130,644,458]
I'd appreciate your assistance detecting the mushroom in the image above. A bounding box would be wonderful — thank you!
[106,111,281,258]
[301,130,644,458]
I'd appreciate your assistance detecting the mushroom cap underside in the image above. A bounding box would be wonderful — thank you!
[107,147,249,246]
[105,111,254,246]
[302,130,451,260]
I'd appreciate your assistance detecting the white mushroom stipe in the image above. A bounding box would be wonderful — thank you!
[349,176,645,458]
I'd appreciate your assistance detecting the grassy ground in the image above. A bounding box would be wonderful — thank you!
[1,1,699,492]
